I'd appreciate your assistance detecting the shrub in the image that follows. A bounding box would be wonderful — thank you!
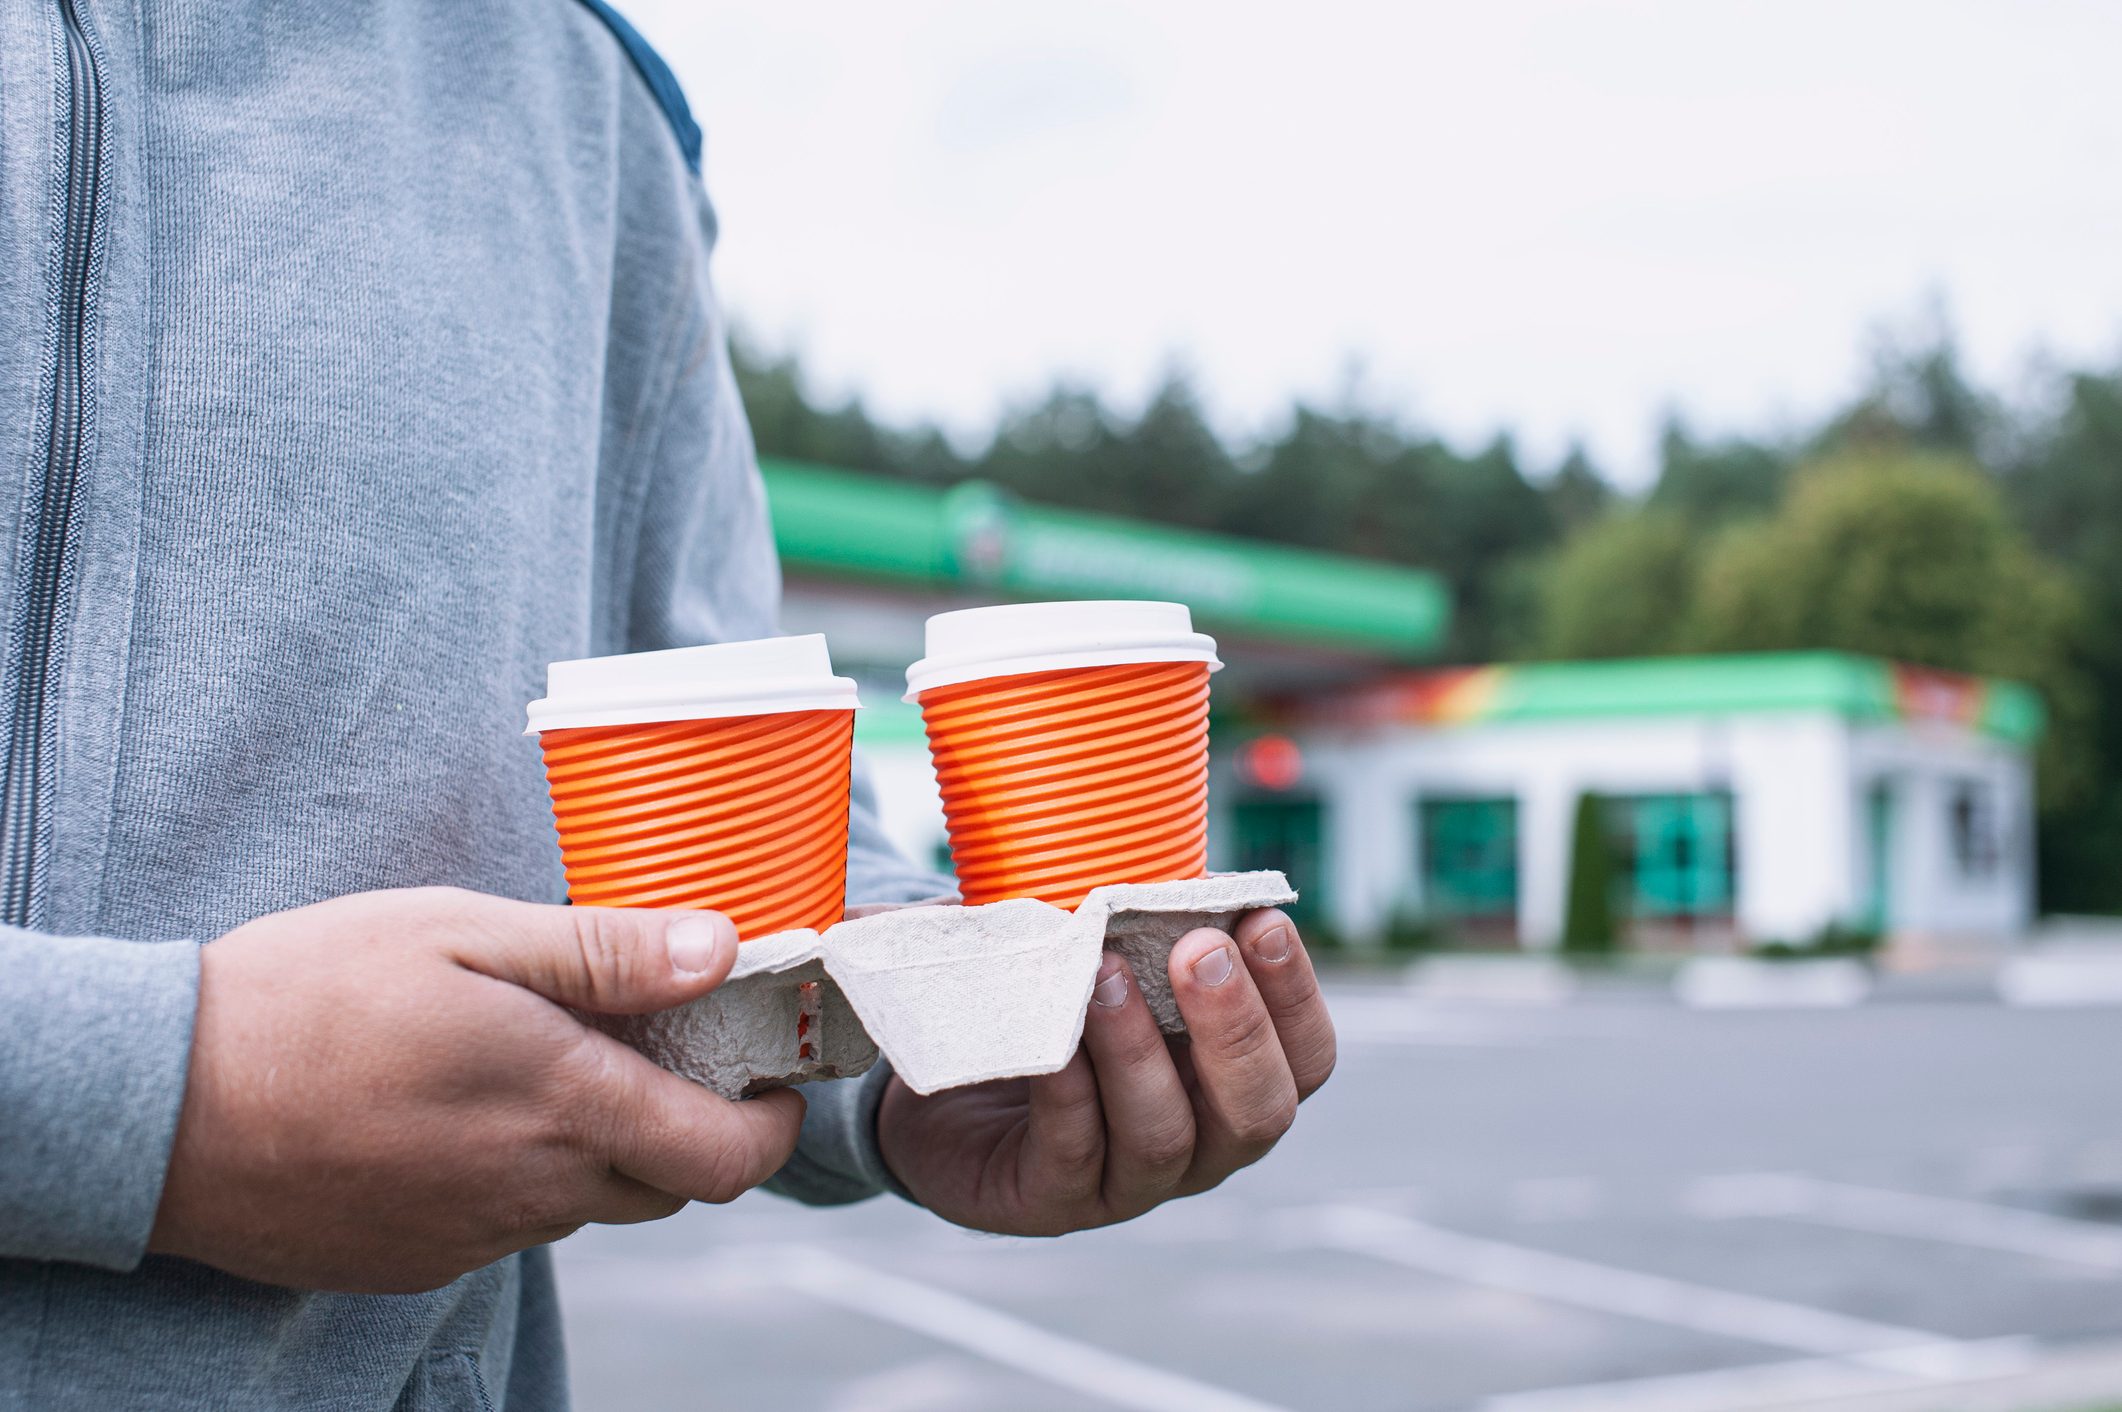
[1562,792,1621,953]
[1750,922,1884,961]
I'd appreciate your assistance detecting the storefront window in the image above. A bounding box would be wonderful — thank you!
[1949,781,1999,878]
[1606,792,1736,919]
[1419,797,1519,923]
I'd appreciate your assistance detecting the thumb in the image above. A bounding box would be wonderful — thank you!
[447,898,740,1015]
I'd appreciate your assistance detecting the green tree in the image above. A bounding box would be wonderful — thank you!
[1562,792,1619,953]
[1224,412,1561,659]
[977,373,1241,532]
[2001,370,2122,909]
[1817,330,2002,463]
[980,385,1115,494]
[1222,405,1413,557]
[1544,442,1614,533]
[1689,451,2091,812]
[730,332,967,484]
[1424,435,1562,660]
[1097,373,1240,529]
[1690,453,2074,671]
[1532,511,1700,659]
[729,336,891,472]
[1648,416,1789,526]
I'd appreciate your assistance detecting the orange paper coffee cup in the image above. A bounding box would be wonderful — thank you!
[907,602,1221,910]
[526,636,859,938]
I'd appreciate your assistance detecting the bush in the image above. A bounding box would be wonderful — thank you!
[1534,512,1701,660]
[1750,922,1884,961]
[1562,792,1620,953]
[1296,919,1349,955]
[1381,910,1441,954]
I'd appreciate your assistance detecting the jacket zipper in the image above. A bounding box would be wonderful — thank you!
[2,0,104,927]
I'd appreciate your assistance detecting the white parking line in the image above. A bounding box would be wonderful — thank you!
[767,1244,1296,1412]
[1481,1339,2037,1412]
[1686,1172,2122,1273]
[825,1355,993,1412]
[1294,1205,2016,1379]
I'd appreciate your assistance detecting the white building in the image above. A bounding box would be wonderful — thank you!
[1224,655,2043,951]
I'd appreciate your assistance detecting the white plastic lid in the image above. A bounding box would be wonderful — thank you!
[526,634,860,733]
[903,600,1221,701]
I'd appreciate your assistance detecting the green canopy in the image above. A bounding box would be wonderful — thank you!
[761,458,1450,659]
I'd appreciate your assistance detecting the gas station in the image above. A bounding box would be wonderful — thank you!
[767,459,2043,951]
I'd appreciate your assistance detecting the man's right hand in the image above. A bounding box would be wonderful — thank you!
[146,887,801,1294]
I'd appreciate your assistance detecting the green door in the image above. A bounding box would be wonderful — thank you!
[1230,798,1325,928]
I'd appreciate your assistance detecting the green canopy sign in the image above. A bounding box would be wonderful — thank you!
[763,457,1450,658]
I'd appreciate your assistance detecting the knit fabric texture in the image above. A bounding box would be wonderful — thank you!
[0,3,947,1407]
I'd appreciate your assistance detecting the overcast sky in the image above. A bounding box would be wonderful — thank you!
[627,1,2122,488]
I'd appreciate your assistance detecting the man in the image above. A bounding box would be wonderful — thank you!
[0,3,1336,1408]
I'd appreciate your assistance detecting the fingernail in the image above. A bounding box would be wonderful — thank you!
[1092,963,1130,1008]
[1191,944,1234,987]
[1252,923,1293,964]
[667,915,724,976]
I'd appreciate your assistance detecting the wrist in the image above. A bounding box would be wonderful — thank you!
[0,931,203,1270]
[873,1075,916,1201]
[146,940,226,1265]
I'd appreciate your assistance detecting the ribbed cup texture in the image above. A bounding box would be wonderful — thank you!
[538,709,854,937]
[921,661,1210,909]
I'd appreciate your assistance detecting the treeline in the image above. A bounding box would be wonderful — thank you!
[732,333,2122,914]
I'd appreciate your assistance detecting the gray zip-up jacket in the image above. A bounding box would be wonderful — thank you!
[0,3,942,1407]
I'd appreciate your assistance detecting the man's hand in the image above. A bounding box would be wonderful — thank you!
[877,908,1334,1235]
[148,887,803,1293]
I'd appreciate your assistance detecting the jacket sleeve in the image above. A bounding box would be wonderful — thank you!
[621,225,950,1206]
[0,927,200,1267]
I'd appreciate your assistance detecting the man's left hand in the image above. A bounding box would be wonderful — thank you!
[875,908,1336,1234]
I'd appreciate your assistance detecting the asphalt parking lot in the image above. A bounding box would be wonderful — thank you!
[555,978,2122,1412]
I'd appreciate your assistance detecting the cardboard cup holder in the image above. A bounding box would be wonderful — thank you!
[591,871,1298,1099]
[541,611,1263,1101]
